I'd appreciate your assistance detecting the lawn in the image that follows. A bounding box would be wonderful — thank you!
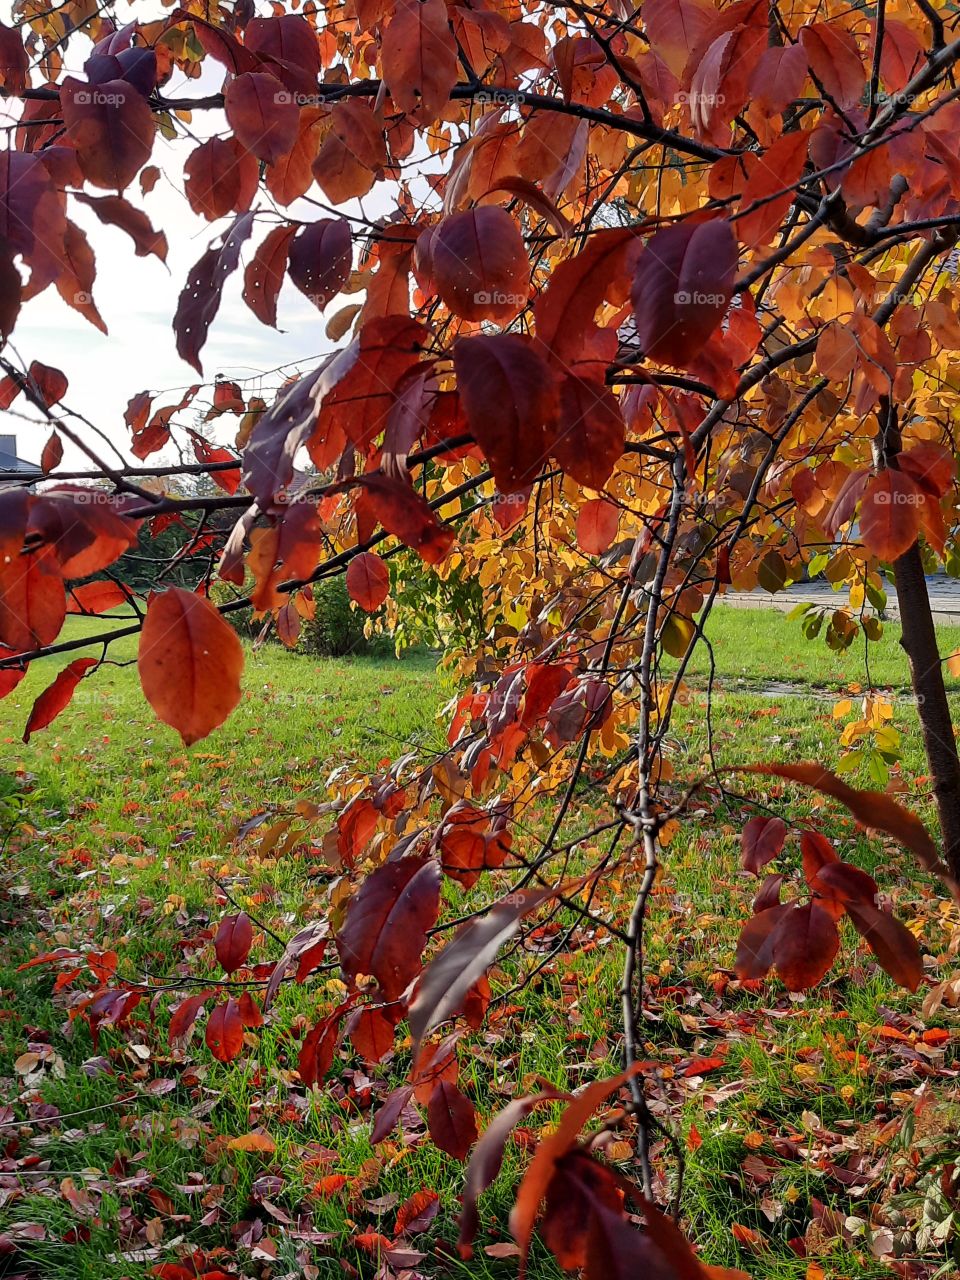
[0,606,958,1279]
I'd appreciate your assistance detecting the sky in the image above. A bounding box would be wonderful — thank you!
[1,1,350,470]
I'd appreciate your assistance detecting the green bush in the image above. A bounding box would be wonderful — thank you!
[207,577,259,641]
[302,576,374,656]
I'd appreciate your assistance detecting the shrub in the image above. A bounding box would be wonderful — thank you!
[302,576,374,656]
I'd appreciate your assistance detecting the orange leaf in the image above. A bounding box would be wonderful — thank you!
[138,588,244,745]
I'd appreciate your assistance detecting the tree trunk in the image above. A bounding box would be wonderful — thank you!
[874,396,960,880]
[893,542,960,880]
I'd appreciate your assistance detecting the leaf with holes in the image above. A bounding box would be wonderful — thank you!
[416,207,529,322]
[174,212,255,374]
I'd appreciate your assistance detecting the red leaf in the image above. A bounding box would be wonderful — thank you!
[311,99,387,203]
[288,217,352,312]
[168,991,211,1044]
[0,21,28,97]
[40,431,63,473]
[534,226,639,368]
[224,72,298,165]
[336,854,442,1001]
[416,207,529,322]
[336,796,379,864]
[298,1002,350,1087]
[28,361,67,407]
[454,333,559,494]
[689,22,767,143]
[394,1189,440,1237]
[205,998,244,1062]
[631,220,738,367]
[214,912,254,974]
[0,647,27,700]
[241,346,358,505]
[0,491,65,651]
[741,762,943,883]
[138,588,244,745]
[740,816,787,874]
[238,991,263,1028]
[459,1090,565,1251]
[845,901,923,991]
[799,22,865,110]
[184,136,258,222]
[349,1006,397,1063]
[371,1084,415,1143]
[576,500,619,554]
[800,830,839,886]
[22,657,96,742]
[190,435,241,495]
[28,487,139,578]
[734,903,789,981]
[859,470,923,560]
[244,14,322,89]
[0,241,20,343]
[318,315,430,451]
[346,552,390,612]
[356,471,455,566]
[735,131,810,249]
[73,192,168,260]
[812,861,879,907]
[548,375,625,491]
[382,0,457,118]
[876,19,924,94]
[60,77,154,191]
[771,900,840,991]
[427,1079,478,1160]
[897,443,955,498]
[511,1066,643,1269]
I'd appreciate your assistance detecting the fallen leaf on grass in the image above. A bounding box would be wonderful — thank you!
[227,1131,276,1155]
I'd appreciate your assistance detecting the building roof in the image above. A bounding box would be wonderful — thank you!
[0,435,41,475]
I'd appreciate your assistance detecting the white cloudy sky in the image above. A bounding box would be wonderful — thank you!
[1,1,353,470]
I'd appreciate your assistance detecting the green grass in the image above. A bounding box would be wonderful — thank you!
[0,607,957,1278]
[671,603,960,692]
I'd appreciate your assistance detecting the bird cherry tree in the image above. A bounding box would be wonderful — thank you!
[2,0,960,1273]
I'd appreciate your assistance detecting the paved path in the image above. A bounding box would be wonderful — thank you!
[723,578,960,625]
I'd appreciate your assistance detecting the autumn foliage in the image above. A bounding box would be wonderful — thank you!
[3,0,960,1271]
